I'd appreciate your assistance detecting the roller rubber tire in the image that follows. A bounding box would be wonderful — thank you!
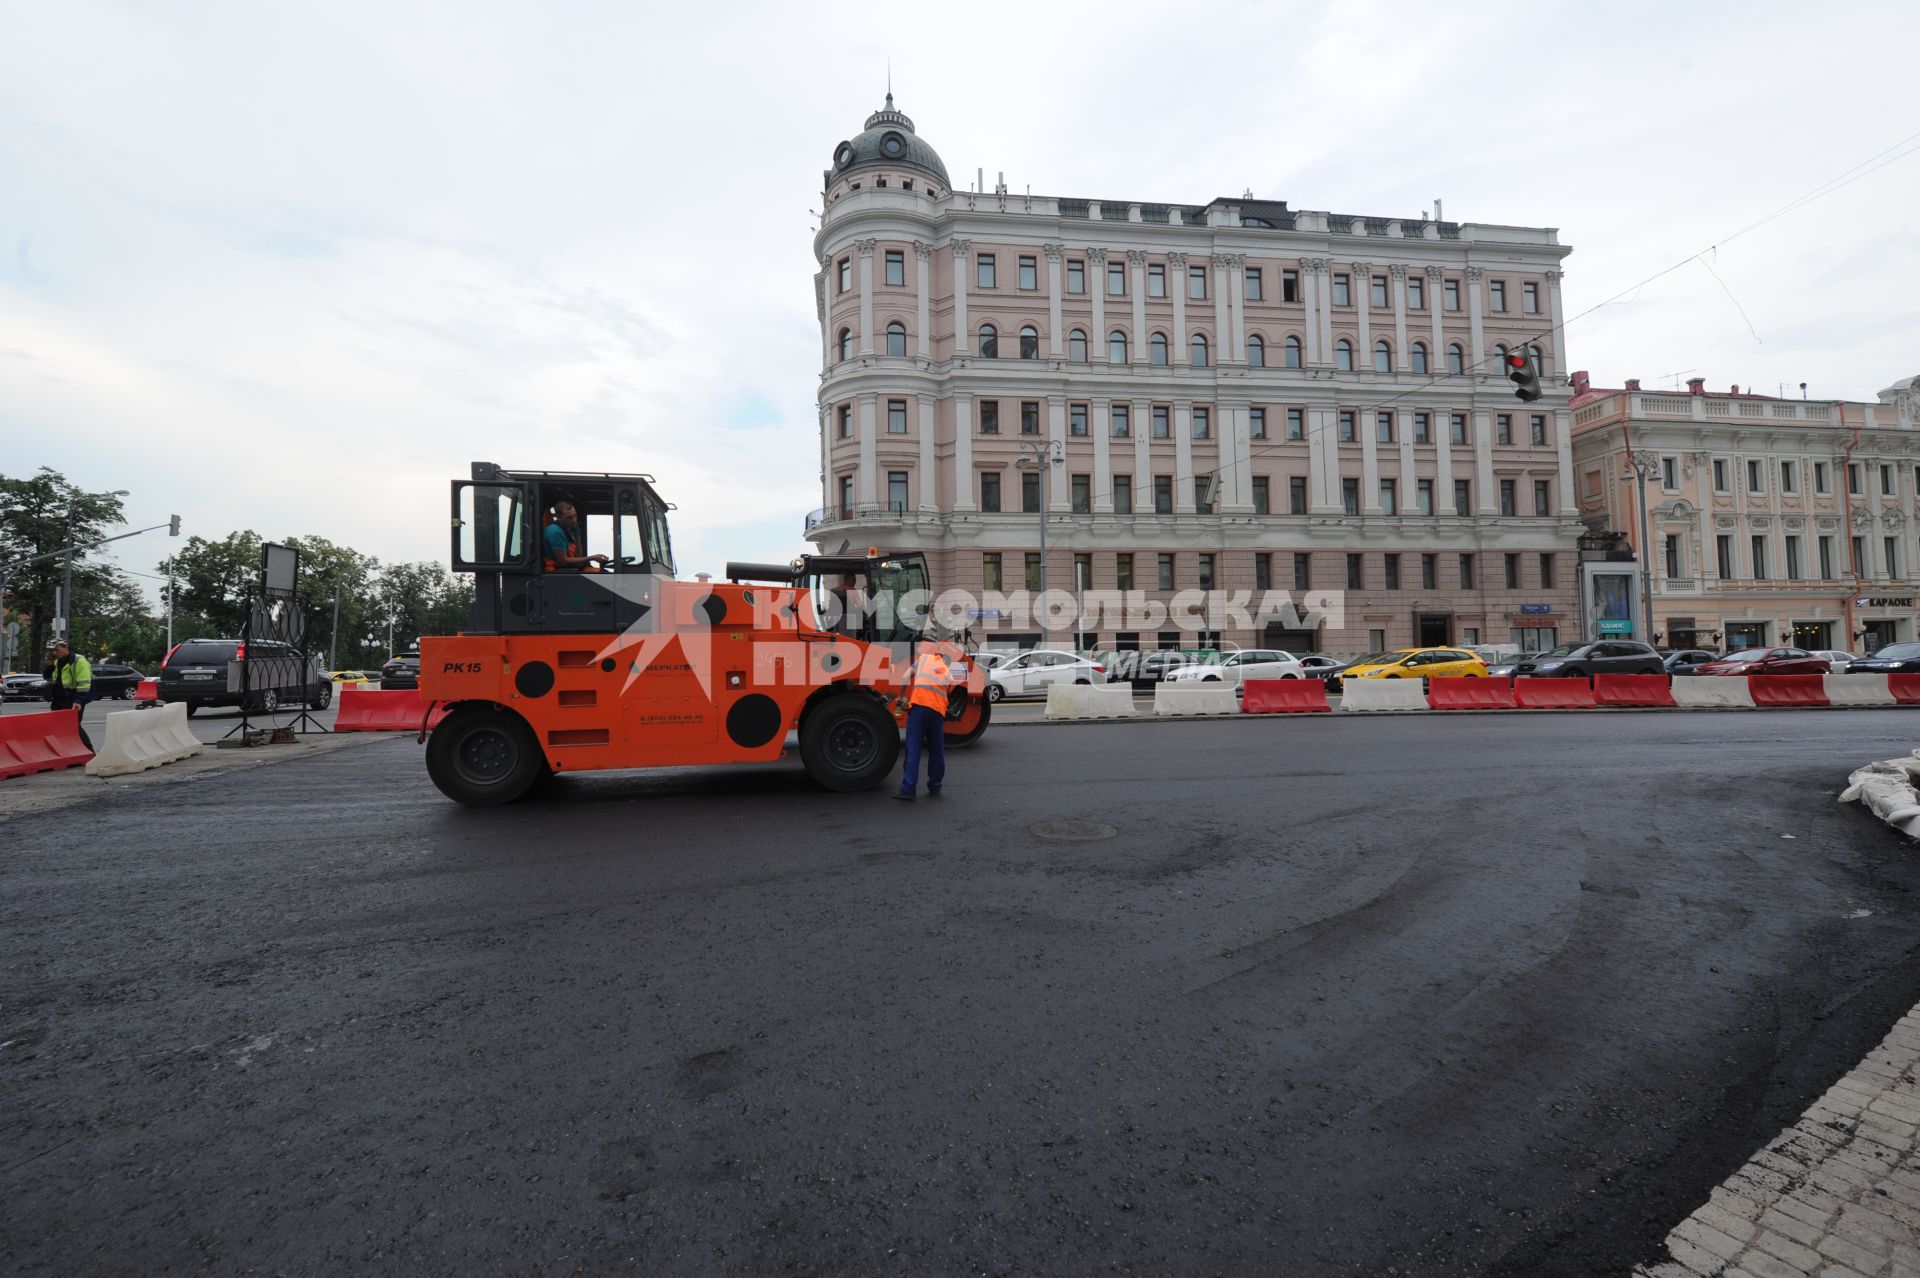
[799,694,900,793]
[426,706,544,807]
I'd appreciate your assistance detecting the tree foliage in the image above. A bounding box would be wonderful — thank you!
[0,468,129,665]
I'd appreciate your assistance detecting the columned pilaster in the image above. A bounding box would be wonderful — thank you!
[1221,253,1246,359]
[1473,409,1496,515]
[1435,399,1455,509]
[953,393,976,512]
[1044,244,1064,357]
[1361,404,1382,514]
[1309,407,1341,513]
[1222,402,1253,512]
[1426,266,1445,375]
[1389,264,1410,372]
[857,239,876,356]
[1168,252,1189,366]
[918,393,937,510]
[1211,256,1231,361]
[1131,399,1151,517]
[1091,395,1113,513]
[1087,248,1108,362]
[1301,258,1323,365]
[1128,250,1147,365]
[1556,408,1577,515]
[913,241,932,359]
[1466,266,1486,367]
[1175,403,1195,513]
[1543,269,1564,379]
[1353,262,1373,373]
[818,260,832,368]
[856,392,878,503]
[1048,396,1069,507]
[951,240,971,360]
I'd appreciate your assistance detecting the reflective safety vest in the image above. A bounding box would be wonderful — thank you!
[54,654,92,692]
[907,650,954,713]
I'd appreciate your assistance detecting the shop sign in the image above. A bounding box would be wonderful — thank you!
[1858,597,1914,608]
[1520,603,1552,614]
[1596,619,1634,635]
[1512,617,1558,629]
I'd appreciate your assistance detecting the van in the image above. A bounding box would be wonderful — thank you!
[158,639,330,715]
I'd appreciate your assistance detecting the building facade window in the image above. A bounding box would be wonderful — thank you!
[1189,265,1207,299]
[1347,553,1363,589]
[1287,408,1305,440]
[1781,461,1796,493]
[1747,459,1763,492]
[1289,476,1308,514]
[1068,329,1088,362]
[1114,476,1133,514]
[1417,479,1434,515]
[1339,411,1356,442]
[1377,412,1394,443]
[1284,335,1303,368]
[1282,269,1299,302]
[885,321,907,356]
[1025,552,1042,591]
[1538,553,1555,587]
[1500,479,1516,515]
[1497,413,1513,444]
[1192,406,1211,440]
[978,323,998,358]
[1108,330,1128,364]
[1294,553,1311,590]
[1454,478,1471,515]
[1379,479,1397,515]
[979,400,999,434]
[1255,552,1272,590]
[1245,267,1263,301]
[1069,403,1088,437]
[1252,476,1270,514]
[1530,415,1548,446]
[1018,255,1037,290]
[1116,553,1133,589]
[1071,473,1091,513]
[838,474,853,516]
[1450,413,1469,445]
[887,399,907,433]
[1342,477,1360,515]
[1408,276,1425,309]
[1111,404,1131,437]
[1020,401,1040,435]
[1447,343,1464,375]
[1459,553,1475,588]
[1157,553,1175,590]
[1504,553,1520,589]
[1410,342,1429,374]
[980,472,1001,511]
[1370,275,1389,308]
[1661,456,1677,489]
[1154,475,1173,514]
[1198,553,1215,590]
[982,552,1002,591]
[837,328,852,360]
[1522,281,1539,313]
[977,254,996,288]
[1534,479,1552,515]
[1713,459,1729,492]
[1373,339,1392,372]
[1784,535,1802,580]
[1022,472,1041,513]
[1489,279,1507,311]
[1149,332,1169,365]
[1750,535,1768,578]
[1191,333,1210,367]
[887,471,909,511]
[1067,259,1085,293]
[1717,534,1734,579]
[836,404,851,438]
[1247,334,1265,367]
[1422,553,1437,589]
[1151,405,1169,439]
[1332,274,1351,306]
[1413,412,1432,444]
[1384,553,1400,590]
[1335,339,1354,371]
[1019,326,1040,359]
[837,258,850,292]
[1147,263,1165,297]
[1108,261,1126,295]
[1444,278,1460,310]
[884,249,904,286]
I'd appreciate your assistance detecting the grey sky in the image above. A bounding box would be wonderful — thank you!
[3,0,1915,593]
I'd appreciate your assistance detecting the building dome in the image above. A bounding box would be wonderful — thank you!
[828,94,949,190]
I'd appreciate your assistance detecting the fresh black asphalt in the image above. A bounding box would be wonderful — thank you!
[5,713,1920,1276]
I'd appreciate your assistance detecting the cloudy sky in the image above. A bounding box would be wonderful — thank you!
[3,0,1915,594]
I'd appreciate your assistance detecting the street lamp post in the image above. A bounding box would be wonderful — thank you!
[1621,457,1656,645]
[1016,439,1063,645]
[60,489,130,644]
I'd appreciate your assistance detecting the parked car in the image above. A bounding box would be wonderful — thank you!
[329,669,373,685]
[159,639,331,715]
[1102,650,1206,690]
[88,662,147,699]
[2,672,45,702]
[1341,648,1489,683]
[1810,650,1860,674]
[1662,649,1722,676]
[1508,641,1665,680]
[1847,642,1920,675]
[971,651,1017,672]
[1467,644,1523,668]
[1167,649,1306,687]
[1295,654,1350,681]
[380,653,421,690]
[1693,648,1830,676]
[985,649,1106,702]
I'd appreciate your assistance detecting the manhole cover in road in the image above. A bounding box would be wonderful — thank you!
[1029,820,1119,843]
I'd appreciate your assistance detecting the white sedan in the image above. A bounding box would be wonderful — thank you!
[1167,649,1307,687]
[985,649,1107,702]
[1812,650,1859,673]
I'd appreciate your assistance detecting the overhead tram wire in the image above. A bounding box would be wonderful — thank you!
[1051,127,1920,511]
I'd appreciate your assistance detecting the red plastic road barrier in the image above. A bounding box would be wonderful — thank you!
[1593,674,1676,707]
[1426,677,1517,710]
[1512,677,1597,710]
[0,708,93,779]
[1747,674,1828,708]
[334,687,449,732]
[1890,675,1920,706]
[1241,678,1330,714]
[133,677,158,703]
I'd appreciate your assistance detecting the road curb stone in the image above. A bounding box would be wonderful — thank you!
[1633,997,1920,1277]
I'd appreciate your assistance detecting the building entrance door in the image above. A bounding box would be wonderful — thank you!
[1862,619,1900,652]
[1262,624,1320,654]
[1725,621,1769,651]
[1416,614,1451,647]
[1791,621,1833,649]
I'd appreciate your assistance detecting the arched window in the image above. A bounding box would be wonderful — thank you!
[1149,332,1169,366]
[1373,339,1392,372]
[1247,334,1265,368]
[1529,344,1544,367]
[1108,329,1128,364]
[1493,343,1509,366]
[1190,333,1210,367]
[885,321,907,357]
[978,323,998,358]
[1335,339,1354,371]
[1068,328,1088,362]
[1447,343,1465,375]
[837,328,852,361]
[1019,325,1040,360]
[1410,342,1428,375]
[1284,335,1303,369]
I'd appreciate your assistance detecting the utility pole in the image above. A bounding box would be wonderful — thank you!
[59,507,73,644]
[329,583,341,671]
[166,556,174,650]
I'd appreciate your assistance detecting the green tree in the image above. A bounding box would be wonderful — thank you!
[0,468,130,665]
[164,530,263,641]
[284,535,381,668]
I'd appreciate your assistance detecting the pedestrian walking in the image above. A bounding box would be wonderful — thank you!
[44,640,95,750]
[893,636,961,801]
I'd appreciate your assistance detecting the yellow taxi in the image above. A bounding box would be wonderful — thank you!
[1339,647,1489,683]
[329,670,373,685]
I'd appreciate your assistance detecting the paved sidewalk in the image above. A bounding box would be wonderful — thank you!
[1635,1003,1920,1277]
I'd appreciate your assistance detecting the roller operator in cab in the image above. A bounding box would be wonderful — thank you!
[543,498,610,573]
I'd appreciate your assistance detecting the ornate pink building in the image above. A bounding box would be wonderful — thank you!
[1571,372,1920,653]
[811,96,1583,652]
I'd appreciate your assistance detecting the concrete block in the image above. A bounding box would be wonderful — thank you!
[1672,677,1757,708]
[1152,682,1240,717]
[1044,682,1138,720]
[85,703,202,777]
[1339,678,1429,712]
[1826,673,1896,707]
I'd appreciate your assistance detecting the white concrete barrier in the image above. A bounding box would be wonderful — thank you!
[1045,682,1139,720]
[1825,673,1895,707]
[1670,676,1756,709]
[1339,678,1429,712]
[1153,682,1240,716]
[85,702,203,777]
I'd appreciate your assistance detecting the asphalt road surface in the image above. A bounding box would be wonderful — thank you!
[6,712,1920,1277]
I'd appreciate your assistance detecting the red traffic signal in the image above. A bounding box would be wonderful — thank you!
[1506,349,1543,403]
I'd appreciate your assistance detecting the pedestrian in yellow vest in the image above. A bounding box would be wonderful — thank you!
[892,638,961,801]
[44,640,95,749]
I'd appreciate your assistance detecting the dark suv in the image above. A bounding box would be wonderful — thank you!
[159,639,330,715]
[380,652,421,690]
[89,663,147,699]
[1510,640,1665,680]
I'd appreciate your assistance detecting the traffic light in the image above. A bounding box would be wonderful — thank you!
[1506,350,1543,403]
[168,514,181,536]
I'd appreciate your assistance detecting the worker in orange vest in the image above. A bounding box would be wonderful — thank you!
[893,637,961,801]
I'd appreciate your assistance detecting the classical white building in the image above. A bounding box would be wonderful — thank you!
[1571,372,1920,653]
[810,96,1583,652]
